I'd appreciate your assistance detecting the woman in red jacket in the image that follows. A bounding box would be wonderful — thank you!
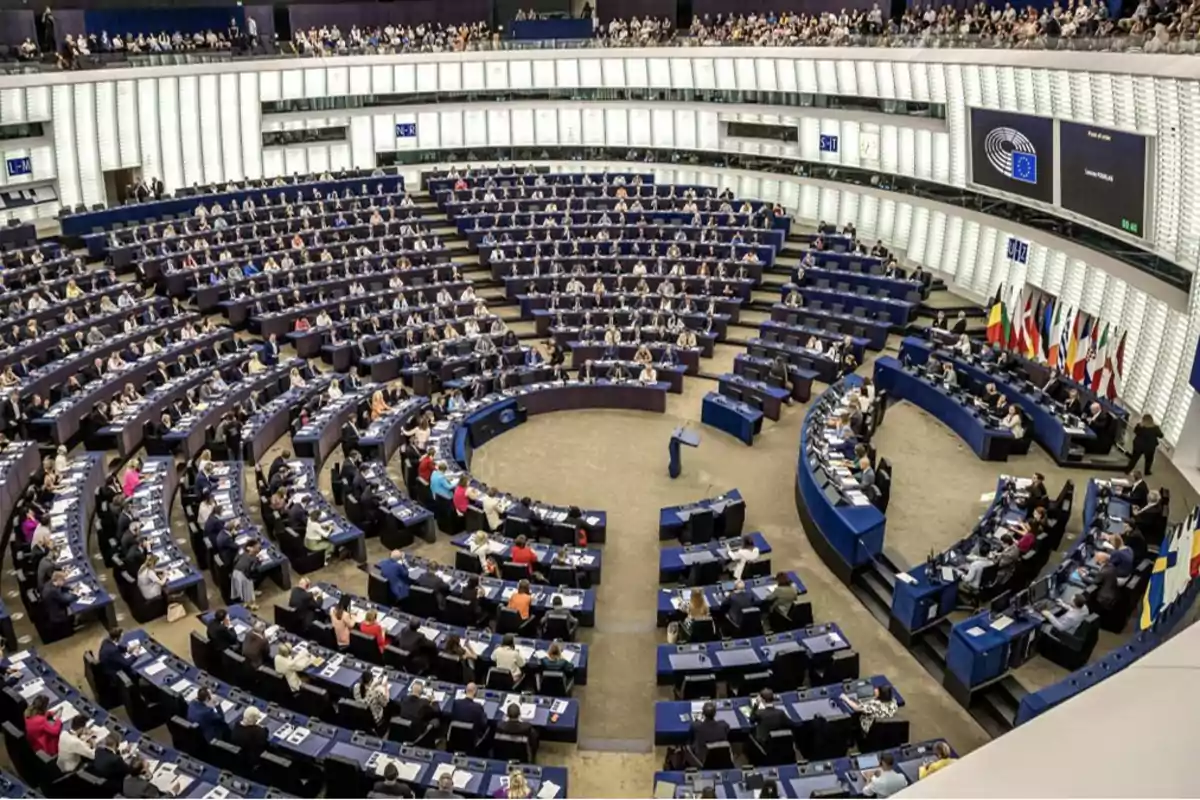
[358,609,388,654]
[24,695,62,756]
[452,475,470,516]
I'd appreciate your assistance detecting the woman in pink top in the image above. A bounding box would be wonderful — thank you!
[330,597,352,649]
[452,475,470,516]
[121,459,142,497]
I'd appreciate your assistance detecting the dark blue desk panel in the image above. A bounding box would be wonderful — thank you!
[717,373,791,422]
[206,461,292,591]
[6,650,272,798]
[122,629,566,796]
[745,337,840,383]
[794,376,886,579]
[760,319,870,361]
[0,771,35,798]
[656,572,806,627]
[127,456,208,609]
[945,609,1042,694]
[282,458,367,563]
[69,173,404,239]
[659,489,745,540]
[900,336,1094,463]
[655,623,850,684]
[801,265,923,302]
[702,391,764,445]
[207,605,580,742]
[312,582,589,685]
[653,675,901,744]
[772,301,891,351]
[653,739,951,798]
[794,286,914,326]
[658,532,772,583]
[449,532,602,583]
[873,356,1016,461]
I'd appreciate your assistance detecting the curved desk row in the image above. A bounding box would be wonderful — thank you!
[125,457,209,611]
[204,461,291,594]
[316,582,589,684]
[900,337,1094,464]
[0,441,39,650]
[655,623,850,684]
[357,462,437,549]
[658,533,772,583]
[656,571,807,628]
[241,373,336,464]
[448,531,603,585]
[4,649,274,797]
[283,457,368,564]
[292,380,377,468]
[658,489,745,541]
[653,740,950,799]
[122,628,567,798]
[795,376,886,582]
[653,675,902,745]
[873,356,1016,461]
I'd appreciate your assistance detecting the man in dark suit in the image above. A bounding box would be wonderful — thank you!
[395,619,436,671]
[724,581,757,629]
[241,620,271,670]
[687,702,730,766]
[748,689,789,744]
[1025,473,1049,510]
[496,701,538,759]
[416,568,449,609]
[206,609,239,653]
[1086,402,1116,453]
[397,680,440,739]
[341,419,360,455]
[950,311,968,336]
[186,686,231,742]
[288,578,321,631]
[40,572,76,627]
[91,733,132,782]
[285,497,308,533]
[379,550,411,603]
[97,627,136,679]
[450,681,490,732]
[1122,471,1150,508]
[268,451,290,481]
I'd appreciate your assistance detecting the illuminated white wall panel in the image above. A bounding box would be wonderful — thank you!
[177,76,204,187]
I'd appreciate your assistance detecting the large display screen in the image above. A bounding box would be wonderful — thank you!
[1058,121,1148,239]
[969,108,1055,204]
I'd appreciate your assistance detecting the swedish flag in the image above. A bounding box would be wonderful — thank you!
[1140,509,1197,630]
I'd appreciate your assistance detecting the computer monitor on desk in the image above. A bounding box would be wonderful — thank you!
[823,484,842,506]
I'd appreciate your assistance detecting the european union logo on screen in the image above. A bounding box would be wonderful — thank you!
[819,134,839,153]
[1009,151,1037,184]
[6,157,31,177]
[395,123,417,138]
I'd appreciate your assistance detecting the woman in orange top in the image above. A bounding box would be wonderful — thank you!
[358,609,387,654]
[507,579,533,620]
[369,390,390,421]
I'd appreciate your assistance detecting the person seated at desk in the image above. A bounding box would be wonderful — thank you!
[497,702,539,758]
[379,550,411,603]
[539,595,578,639]
[1063,388,1085,418]
[395,618,437,673]
[784,290,802,308]
[451,681,490,733]
[274,641,316,692]
[372,762,416,797]
[749,688,789,743]
[918,741,957,779]
[430,463,455,501]
[677,328,697,349]
[1042,368,1067,402]
[953,333,972,357]
[1042,593,1089,636]
[633,344,653,366]
[541,641,574,676]
[238,619,271,670]
[187,686,231,742]
[1089,556,1123,614]
[353,669,391,730]
[938,362,958,389]
[288,577,321,632]
[205,608,239,656]
[1085,401,1117,453]
[842,683,898,735]
[41,570,77,629]
[57,715,97,772]
[951,311,968,335]
[639,363,658,384]
[1101,533,1135,578]
[678,588,711,643]
[426,772,462,800]
[932,311,948,331]
[979,382,1002,411]
[509,535,540,576]
[494,633,527,683]
[97,626,138,679]
[91,732,132,783]
[398,679,441,738]
[507,579,534,620]
[606,361,629,382]
[24,695,62,756]
[725,580,757,628]
[725,534,761,581]
[687,701,730,765]
[1001,405,1026,439]
[862,752,908,797]
[359,609,387,655]
[231,706,269,760]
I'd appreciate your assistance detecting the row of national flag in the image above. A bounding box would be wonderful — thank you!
[984,283,1127,401]
[1140,506,1200,631]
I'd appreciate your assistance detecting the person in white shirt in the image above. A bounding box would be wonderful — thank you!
[1042,593,1089,636]
[274,642,314,692]
[466,529,491,569]
[639,364,658,384]
[57,716,97,772]
[481,489,505,532]
[727,534,760,580]
[1001,405,1025,439]
[492,633,526,681]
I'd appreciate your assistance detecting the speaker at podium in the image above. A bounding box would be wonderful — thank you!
[668,426,701,479]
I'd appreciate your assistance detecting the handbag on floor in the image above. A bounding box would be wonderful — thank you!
[166,601,186,623]
[666,621,680,644]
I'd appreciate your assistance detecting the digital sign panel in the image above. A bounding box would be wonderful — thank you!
[969,108,1055,204]
[1058,121,1148,239]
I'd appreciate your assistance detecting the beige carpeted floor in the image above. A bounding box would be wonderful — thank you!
[4,332,1197,798]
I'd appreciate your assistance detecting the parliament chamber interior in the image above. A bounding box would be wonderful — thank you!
[0,2,1199,797]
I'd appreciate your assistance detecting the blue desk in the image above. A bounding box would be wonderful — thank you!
[656,623,850,684]
[795,376,886,581]
[653,740,951,798]
[377,559,597,627]
[656,572,806,627]
[717,373,791,422]
[653,676,901,745]
[945,609,1042,701]
[795,286,915,326]
[658,489,745,540]
[207,461,292,592]
[126,457,208,609]
[873,356,1016,461]
[0,771,34,798]
[702,392,764,445]
[801,265,923,302]
[4,649,273,798]
[1083,478,1132,534]
[659,533,772,583]
[313,582,589,684]
[448,531,603,584]
[772,300,892,351]
[509,18,594,39]
[668,426,701,479]
[123,630,566,796]
[900,337,1094,464]
[283,458,367,563]
[208,605,581,742]
[357,462,437,549]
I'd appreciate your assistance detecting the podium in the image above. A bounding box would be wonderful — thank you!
[668,426,701,479]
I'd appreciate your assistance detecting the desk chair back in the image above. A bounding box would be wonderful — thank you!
[857,717,910,752]
[491,732,534,763]
[768,648,810,691]
[455,551,483,574]
[749,728,797,767]
[674,673,718,700]
[167,715,208,760]
[684,509,715,545]
[446,719,486,755]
